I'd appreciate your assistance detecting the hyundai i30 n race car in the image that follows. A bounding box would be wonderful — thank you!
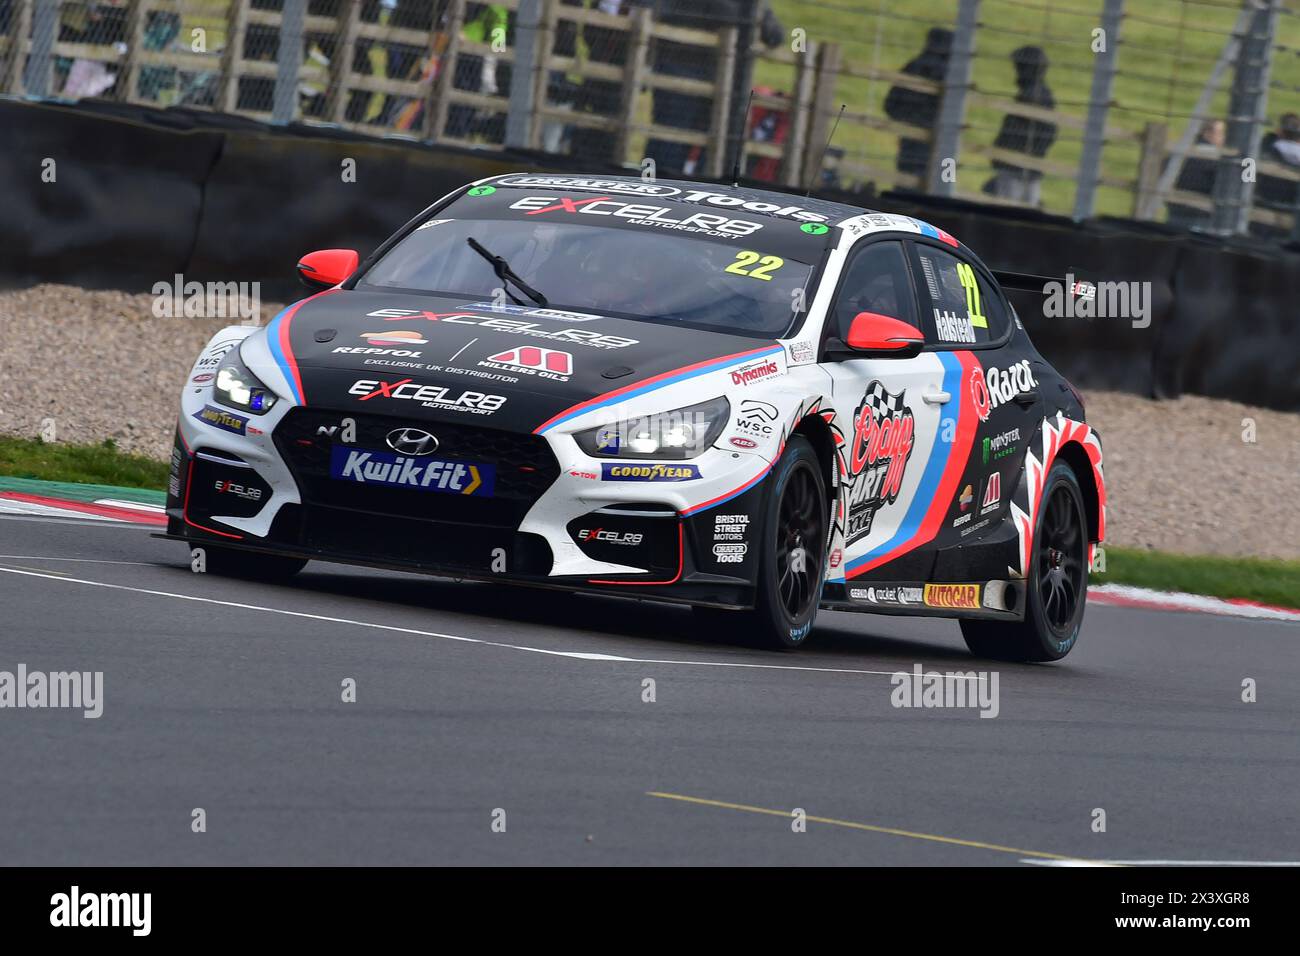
[164,174,1105,660]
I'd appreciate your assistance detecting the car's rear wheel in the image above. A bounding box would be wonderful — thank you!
[190,543,307,581]
[695,436,827,650]
[961,461,1088,662]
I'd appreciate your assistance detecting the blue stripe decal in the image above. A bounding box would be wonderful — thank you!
[681,462,772,517]
[264,304,303,405]
[844,351,962,574]
[539,344,783,433]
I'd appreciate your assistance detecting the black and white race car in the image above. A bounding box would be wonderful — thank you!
[164,174,1106,660]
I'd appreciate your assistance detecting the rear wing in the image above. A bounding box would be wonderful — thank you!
[993,270,1096,301]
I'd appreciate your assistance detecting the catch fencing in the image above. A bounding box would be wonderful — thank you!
[4,0,1300,238]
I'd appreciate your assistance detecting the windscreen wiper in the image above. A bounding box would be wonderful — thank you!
[465,237,548,307]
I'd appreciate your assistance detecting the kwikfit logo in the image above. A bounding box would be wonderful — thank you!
[329,447,494,496]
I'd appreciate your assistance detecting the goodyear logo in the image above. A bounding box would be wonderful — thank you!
[193,405,249,435]
[330,447,494,496]
[923,583,981,610]
[601,463,701,482]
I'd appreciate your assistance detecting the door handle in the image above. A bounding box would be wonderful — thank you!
[1012,389,1039,407]
[922,390,951,405]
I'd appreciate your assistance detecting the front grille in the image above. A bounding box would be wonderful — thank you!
[273,407,560,532]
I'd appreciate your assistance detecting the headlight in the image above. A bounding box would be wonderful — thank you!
[214,355,278,415]
[574,396,729,460]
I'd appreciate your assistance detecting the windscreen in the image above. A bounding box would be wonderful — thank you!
[358,192,827,338]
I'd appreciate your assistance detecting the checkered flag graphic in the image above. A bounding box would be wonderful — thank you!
[860,381,907,421]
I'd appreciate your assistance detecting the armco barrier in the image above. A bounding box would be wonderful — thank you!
[4,99,1298,412]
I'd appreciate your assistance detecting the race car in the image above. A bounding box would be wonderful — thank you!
[163,174,1105,661]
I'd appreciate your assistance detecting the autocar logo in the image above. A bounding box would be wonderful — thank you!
[386,427,440,456]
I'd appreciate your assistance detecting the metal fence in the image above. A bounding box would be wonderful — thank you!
[4,0,1300,238]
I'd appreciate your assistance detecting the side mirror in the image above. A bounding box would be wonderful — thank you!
[828,311,925,359]
[297,249,359,290]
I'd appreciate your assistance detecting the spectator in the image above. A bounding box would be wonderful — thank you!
[1165,118,1224,229]
[543,0,631,162]
[445,2,510,140]
[982,45,1056,206]
[639,0,784,176]
[883,28,953,185]
[1254,114,1300,237]
[1262,112,1300,167]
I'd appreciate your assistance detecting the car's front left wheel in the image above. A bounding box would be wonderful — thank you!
[696,435,828,650]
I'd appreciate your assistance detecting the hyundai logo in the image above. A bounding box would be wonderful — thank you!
[385,427,440,456]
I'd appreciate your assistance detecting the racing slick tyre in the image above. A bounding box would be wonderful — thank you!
[695,436,828,650]
[192,544,307,581]
[960,461,1088,663]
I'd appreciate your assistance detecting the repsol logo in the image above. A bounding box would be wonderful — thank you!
[333,346,423,357]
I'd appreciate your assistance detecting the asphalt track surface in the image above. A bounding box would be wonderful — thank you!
[0,512,1296,867]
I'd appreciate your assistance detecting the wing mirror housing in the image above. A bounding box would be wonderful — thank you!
[825,312,926,359]
[297,249,359,290]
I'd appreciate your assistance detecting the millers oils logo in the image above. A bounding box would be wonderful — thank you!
[479,346,573,381]
[923,583,981,609]
[601,463,701,482]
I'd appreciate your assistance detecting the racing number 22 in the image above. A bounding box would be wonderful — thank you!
[726,251,784,281]
[956,262,988,329]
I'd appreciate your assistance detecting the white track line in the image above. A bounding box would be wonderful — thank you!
[0,513,156,529]
[0,555,157,566]
[1023,858,1300,867]
[0,565,908,677]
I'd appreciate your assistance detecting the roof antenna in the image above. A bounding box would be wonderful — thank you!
[805,103,846,198]
[730,89,755,188]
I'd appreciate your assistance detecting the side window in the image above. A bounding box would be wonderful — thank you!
[830,240,918,340]
[911,245,1010,346]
